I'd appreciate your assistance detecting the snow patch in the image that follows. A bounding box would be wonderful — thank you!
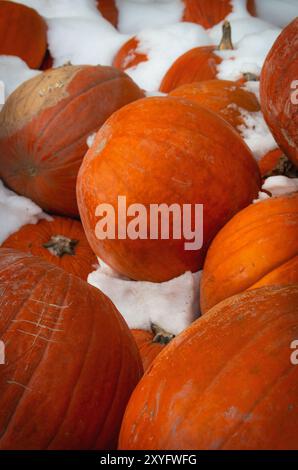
[0,180,49,245]
[88,260,201,335]
[0,56,40,99]
[262,176,298,197]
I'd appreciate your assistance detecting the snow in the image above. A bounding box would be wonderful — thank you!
[0,56,40,99]
[237,109,277,160]
[215,28,281,82]
[0,180,49,245]
[47,17,127,67]
[88,260,201,335]
[116,0,184,34]
[124,22,211,91]
[262,176,298,197]
[254,0,298,28]
[8,0,101,20]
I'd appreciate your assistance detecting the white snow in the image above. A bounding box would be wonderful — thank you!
[254,0,298,28]
[237,109,277,160]
[0,56,40,99]
[215,28,281,82]
[0,180,49,245]
[88,260,201,335]
[116,0,184,34]
[87,132,97,149]
[262,176,298,197]
[123,22,211,91]
[47,17,128,67]
[8,0,101,20]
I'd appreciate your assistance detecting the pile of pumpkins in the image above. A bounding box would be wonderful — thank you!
[0,0,297,450]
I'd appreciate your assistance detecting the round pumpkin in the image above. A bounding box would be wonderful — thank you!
[0,0,47,69]
[0,64,144,217]
[258,149,298,178]
[0,248,142,449]
[260,18,298,167]
[119,284,298,450]
[170,80,260,132]
[200,193,298,313]
[113,36,148,72]
[131,326,171,373]
[77,96,261,282]
[159,21,233,93]
[97,0,118,28]
[1,216,97,280]
[182,0,256,28]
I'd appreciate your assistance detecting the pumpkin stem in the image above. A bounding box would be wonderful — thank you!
[264,154,298,179]
[241,72,259,82]
[218,21,234,51]
[43,235,79,257]
[151,323,175,345]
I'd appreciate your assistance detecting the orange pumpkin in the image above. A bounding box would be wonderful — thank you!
[170,80,260,132]
[77,96,261,282]
[113,36,148,71]
[0,64,144,217]
[182,0,256,28]
[258,148,284,177]
[260,18,298,167]
[0,0,47,69]
[97,0,118,28]
[119,284,298,450]
[159,21,233,93]
[0,248,142,449]
[131,325,172,373]
[2,216,97,281]
[40,49,53,71]
[200,193,298,313]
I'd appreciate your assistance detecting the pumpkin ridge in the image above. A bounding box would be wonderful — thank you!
[165,307,296,445]
[219,362,296,449]
[0,262,52,339]
[0,268,69,443]
[33,74,124,157]
[45,275,96,449]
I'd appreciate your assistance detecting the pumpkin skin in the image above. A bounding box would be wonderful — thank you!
[131,330,166,373]
[2,216,97,281]
[113,37,148,72]
[260,18,298,167]
[159,21,234,93]
[0,65,144,217]
[97,0,118,28]
[119,284,298,450]
[182,0,256,28]
[200,193,298,313]
[77,96,261,282]
[170,80,260,132]
[258,148,284,177]
[0,248,142,450]
[0,0,47,69]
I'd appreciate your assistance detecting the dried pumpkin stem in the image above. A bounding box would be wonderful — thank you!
[242,72,259,82]
[151,323,175,345]
[43,235,79,257]
[218,21,234,51]
[264,154,298,179]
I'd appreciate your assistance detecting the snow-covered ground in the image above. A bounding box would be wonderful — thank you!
[0,0,297,335]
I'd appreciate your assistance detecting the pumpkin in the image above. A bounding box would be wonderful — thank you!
[0,248,142,449]
[170,80,260,132]
[200,193,298,313]
[97,0,118,28]
[113,36,147,72]
[119,284,298,450]
[40,50,53,71]
[131,325,172,373]
[0,64,144,217]
[2,216,97,281]
[159,21,234,93]
[0,0,47,69]
[260,18,298,167]
[77,96,261,282]
[182,0,256,28]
